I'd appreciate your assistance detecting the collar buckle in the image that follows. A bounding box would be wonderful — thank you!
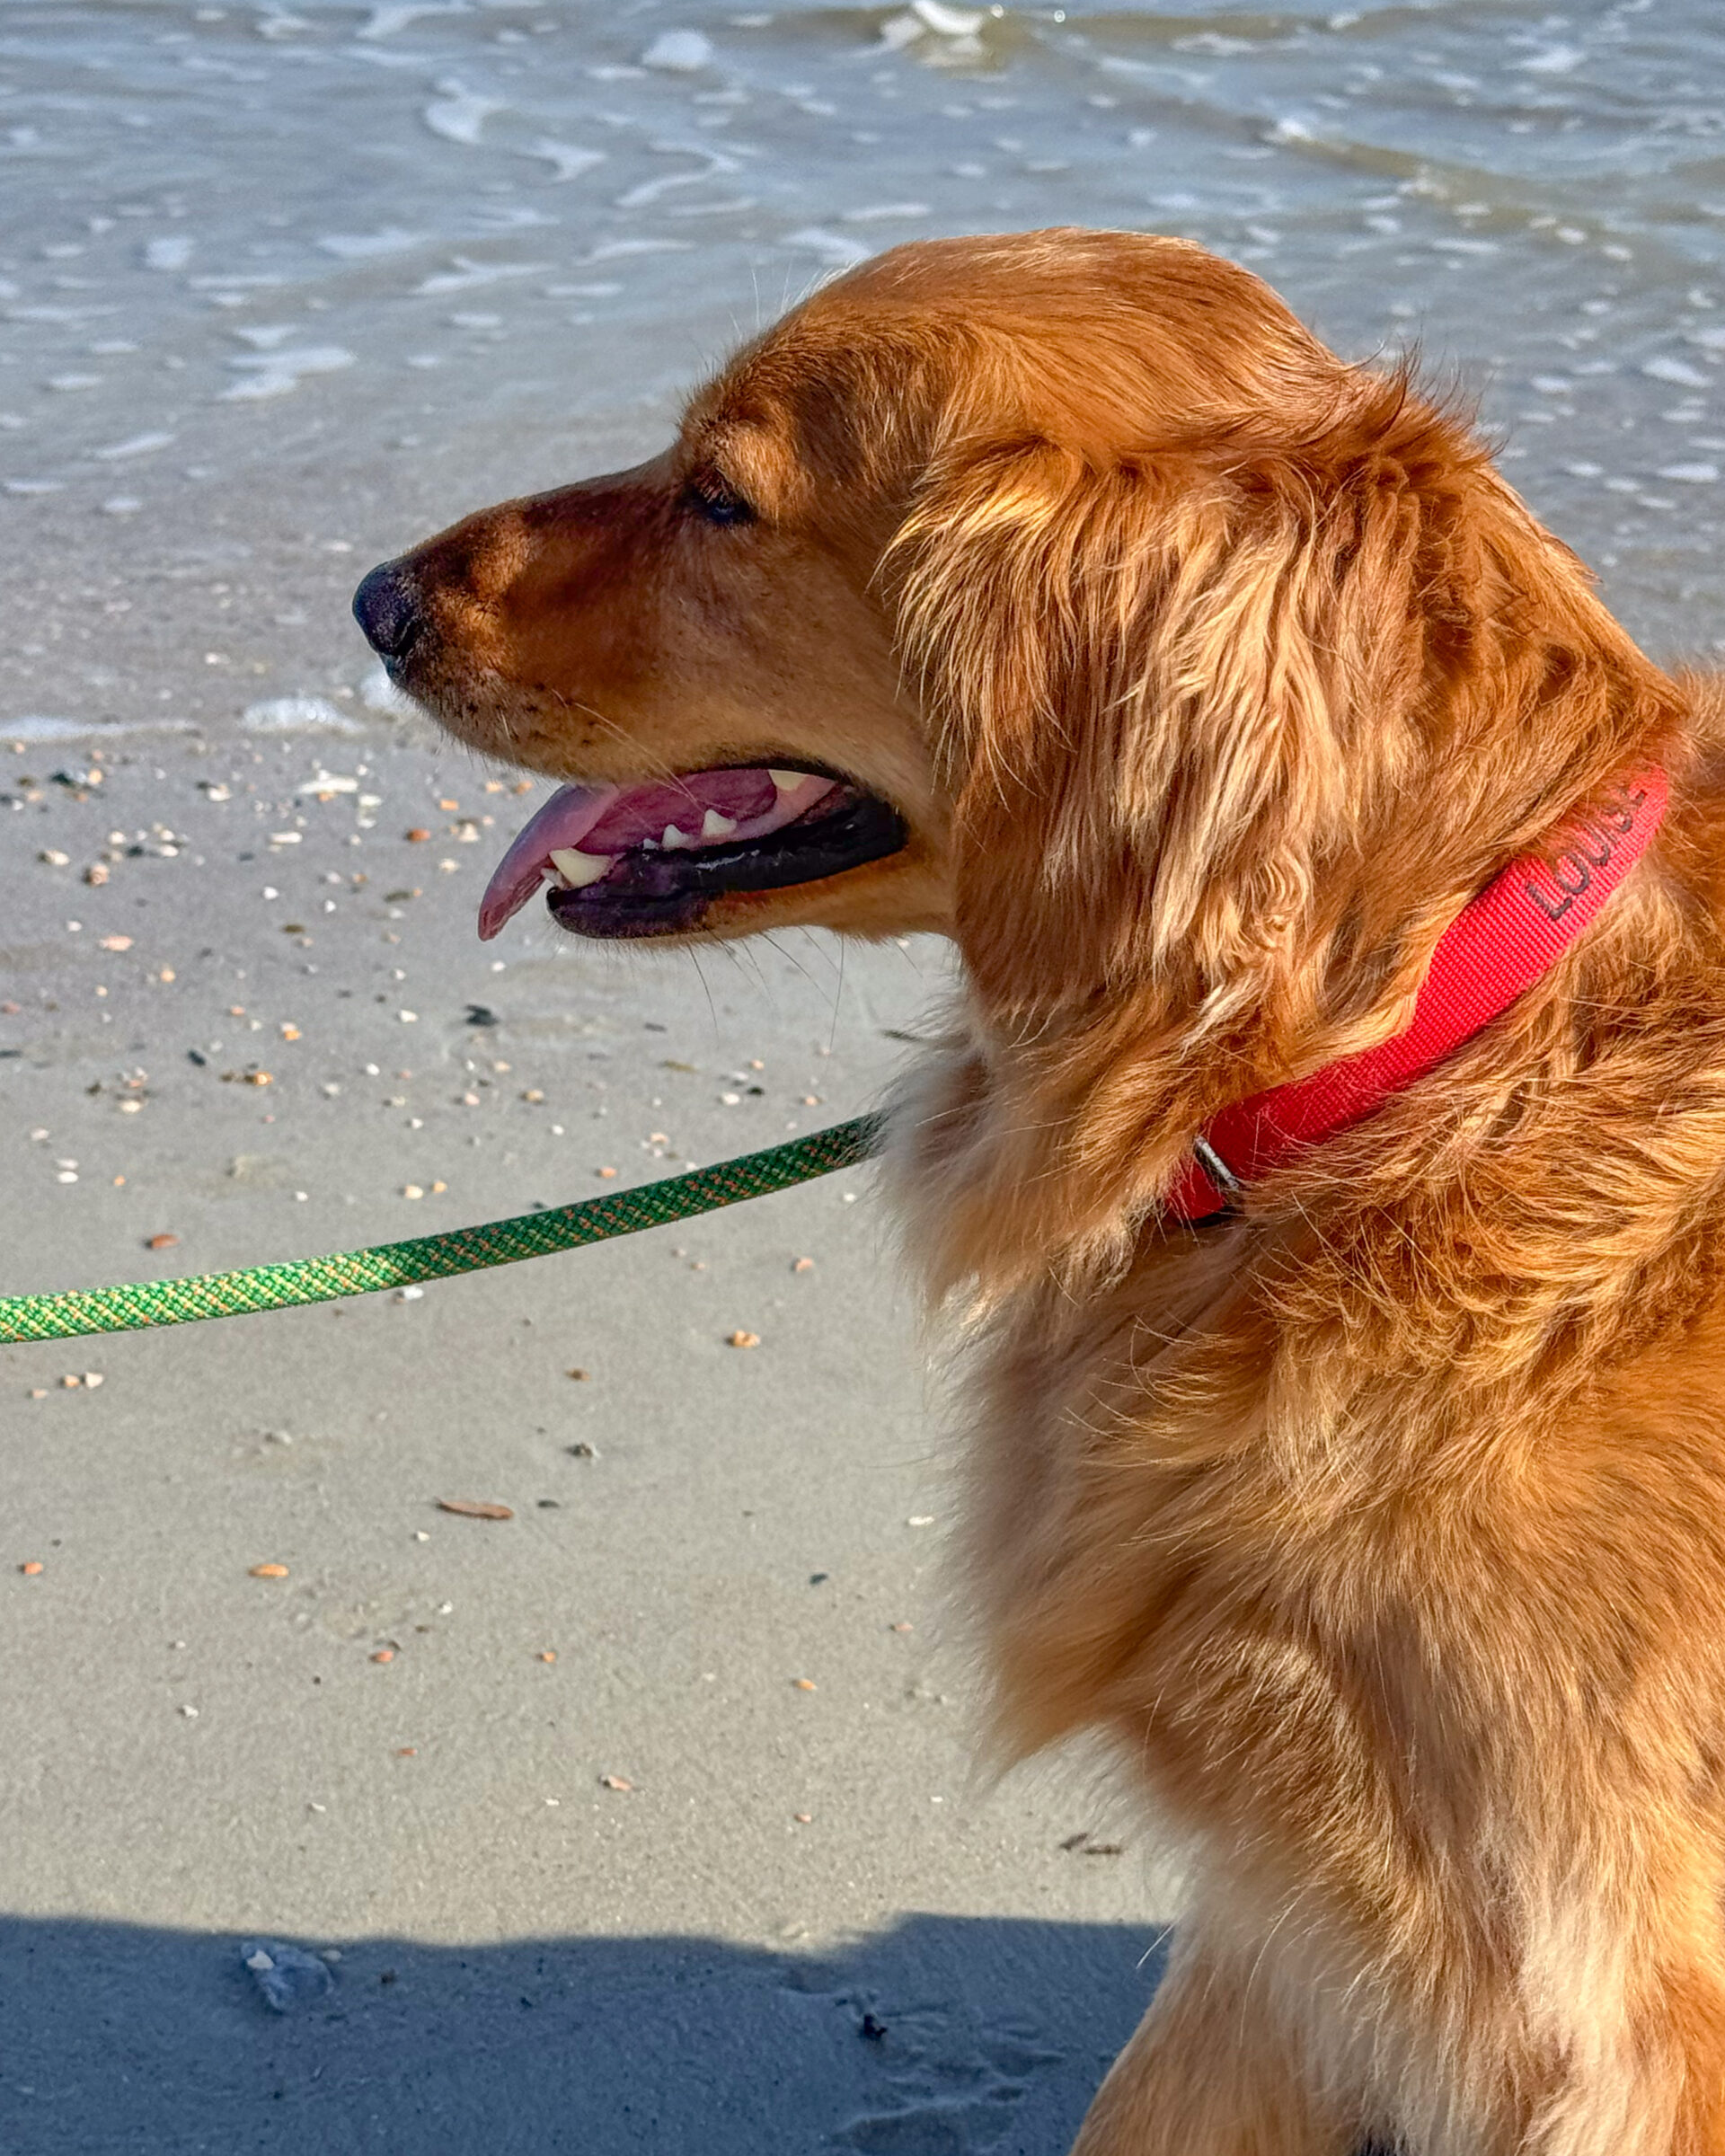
[1190,1134,1246,1206]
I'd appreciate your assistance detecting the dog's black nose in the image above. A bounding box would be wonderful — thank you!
[352,561,424,661]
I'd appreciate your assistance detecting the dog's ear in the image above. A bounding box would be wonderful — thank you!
[888,390,1480,1288]
[895,401,1451,1033]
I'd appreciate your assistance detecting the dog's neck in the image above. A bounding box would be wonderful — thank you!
[1167,763,1670,1222]
[894,747,1685,1306]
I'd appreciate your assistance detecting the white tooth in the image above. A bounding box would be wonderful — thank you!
[661,823,693,851]
[768,768,805,794]
[548,846,614,889]
[701,809,738,841]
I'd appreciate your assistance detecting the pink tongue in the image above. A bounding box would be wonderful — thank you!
[478,782,616,941]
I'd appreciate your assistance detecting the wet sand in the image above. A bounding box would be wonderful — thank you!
[0,716,1179,2153]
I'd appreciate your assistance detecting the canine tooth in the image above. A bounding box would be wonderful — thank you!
[661,823,694,851]
[548,846,614,889]
[701,809,738,841]
[768,769,805,794]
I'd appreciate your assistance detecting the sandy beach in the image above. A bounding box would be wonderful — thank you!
[0,716,1179,2153]
[5,0,1724,2142]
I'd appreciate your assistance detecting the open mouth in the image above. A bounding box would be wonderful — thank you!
[477,765,908,941]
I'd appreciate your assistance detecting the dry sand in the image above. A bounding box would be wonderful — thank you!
[0,715,1180,2153]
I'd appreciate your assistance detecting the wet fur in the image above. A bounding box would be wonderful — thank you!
[387,229,1725,2153]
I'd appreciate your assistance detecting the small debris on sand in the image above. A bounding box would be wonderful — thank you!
[249,1563,289,1579]
[1058,1830,1126,1857]
[436,1498,514,1520]
[146,1233,179,1250]
[241,1939,335,2012]
[598,1773,633,1792]
[19,1562,44,1577]
[727,1330,761,1349]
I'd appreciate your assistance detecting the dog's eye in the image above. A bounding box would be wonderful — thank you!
[684,473,756,528]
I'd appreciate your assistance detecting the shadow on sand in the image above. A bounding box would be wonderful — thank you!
[0,1910,1175,2154]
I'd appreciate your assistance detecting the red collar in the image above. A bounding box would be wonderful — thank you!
[1165,764,1670,1223]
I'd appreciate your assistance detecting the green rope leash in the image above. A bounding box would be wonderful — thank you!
[0,1115,884,1348]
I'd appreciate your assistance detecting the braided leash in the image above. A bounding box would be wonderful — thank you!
[0,1115,884,1347]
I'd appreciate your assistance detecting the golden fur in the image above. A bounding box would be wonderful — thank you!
[382,229,1725,2153]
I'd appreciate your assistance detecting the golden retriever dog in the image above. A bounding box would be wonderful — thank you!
[354,228,1725,2155]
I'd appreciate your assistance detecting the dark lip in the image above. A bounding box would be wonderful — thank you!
[544,786,908,941]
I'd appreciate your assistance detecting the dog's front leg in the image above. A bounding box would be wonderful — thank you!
[1069,1924,1363,2156]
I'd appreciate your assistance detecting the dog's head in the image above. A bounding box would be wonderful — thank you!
[358,229,1669,1267]
[360,231,1491,959]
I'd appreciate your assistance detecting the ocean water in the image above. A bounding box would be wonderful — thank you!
[3,0,1725,738]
